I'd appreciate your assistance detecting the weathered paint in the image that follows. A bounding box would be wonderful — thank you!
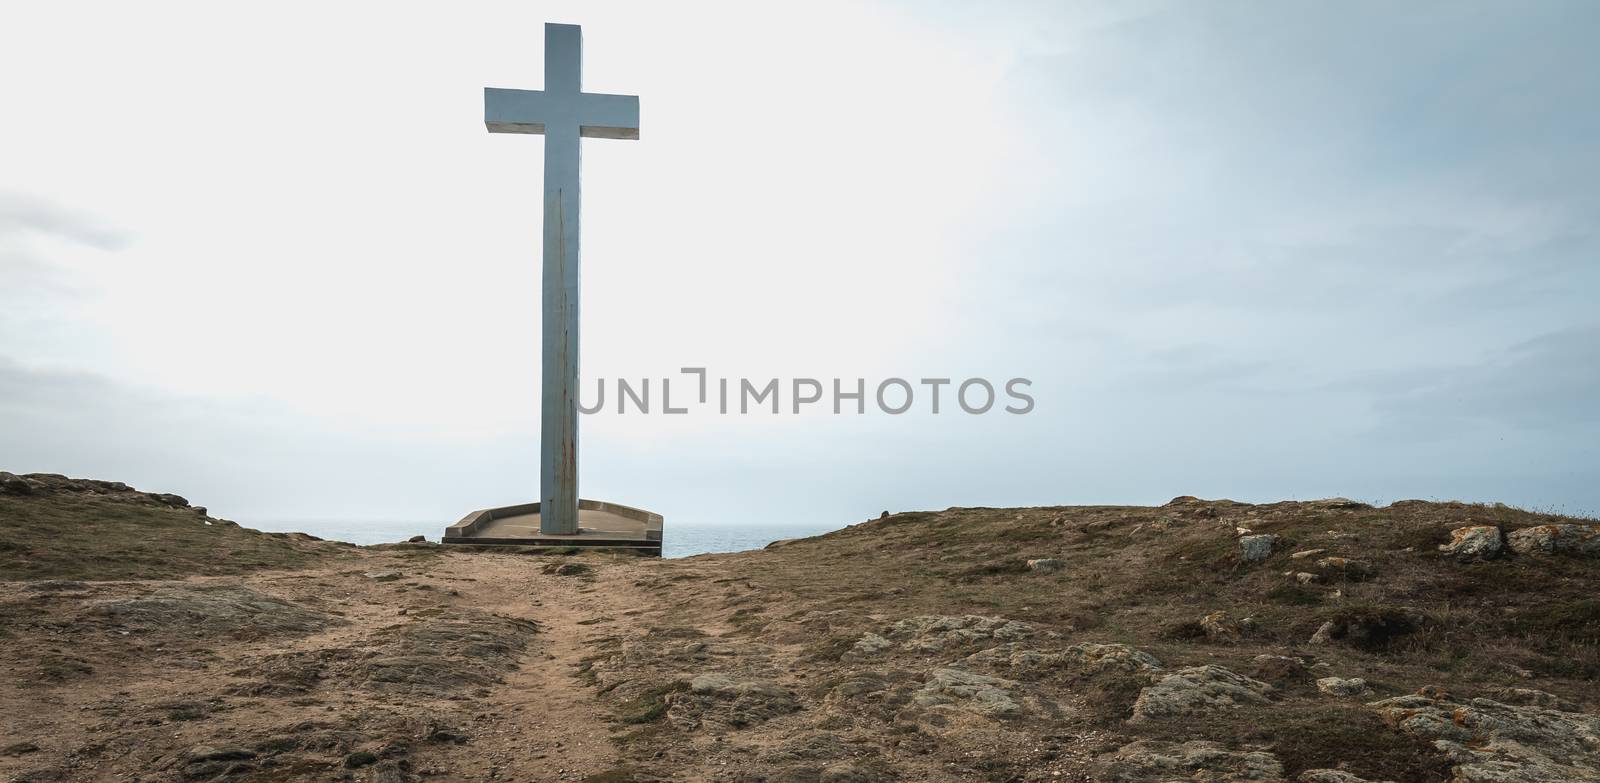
[485,23,640,535]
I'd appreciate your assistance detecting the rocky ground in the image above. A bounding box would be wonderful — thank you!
[2,473,1599,782]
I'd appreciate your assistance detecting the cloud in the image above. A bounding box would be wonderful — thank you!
[0,192,130,252]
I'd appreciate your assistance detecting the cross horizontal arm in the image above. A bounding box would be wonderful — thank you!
[576,93,640,140]
[484,88,640,140]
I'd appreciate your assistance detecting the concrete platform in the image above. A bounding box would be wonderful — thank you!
[443,499,662,555]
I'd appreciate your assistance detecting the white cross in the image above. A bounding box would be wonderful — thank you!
[485,23,640,536]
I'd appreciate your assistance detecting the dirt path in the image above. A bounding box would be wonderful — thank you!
[421,555,650,781]
[0,549,666,782]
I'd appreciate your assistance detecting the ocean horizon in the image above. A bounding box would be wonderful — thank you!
[243,518,849,559]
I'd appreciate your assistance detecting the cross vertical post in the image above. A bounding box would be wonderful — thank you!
[485,23,640,536]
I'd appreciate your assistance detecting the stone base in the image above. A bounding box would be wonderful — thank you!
[442,499,663,555]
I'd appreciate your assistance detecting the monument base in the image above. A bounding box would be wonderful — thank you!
[443,499,663,555]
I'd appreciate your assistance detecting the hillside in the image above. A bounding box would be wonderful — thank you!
[2,477,1599,782]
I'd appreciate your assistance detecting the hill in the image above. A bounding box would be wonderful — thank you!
[2,476,1599,782]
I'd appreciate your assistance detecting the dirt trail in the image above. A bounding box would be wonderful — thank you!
[0,549,664,782]
[421,556,648,781]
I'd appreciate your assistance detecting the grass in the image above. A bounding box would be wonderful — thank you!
[0,493,341,580]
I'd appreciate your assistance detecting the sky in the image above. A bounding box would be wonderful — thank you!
[2,0,1597,540]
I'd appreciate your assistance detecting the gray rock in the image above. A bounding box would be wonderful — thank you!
[679,674,800,729]
[1507,524,1600,556]
[912,667,1022,717]
[1130,665,1273,722]
[406,535,427,543]
[1239,534,1278,562]
[1439,525,1503,560]
[843,633,892,659]
[364,570,403,581]
[1370,690,1600,782]
[1315,676,1372,698]
[1299,771,1394,783]
[882,615,1033,652]
[1060,642,1165,674]
[1026,558,1063,574]
[0,472,35,495]
[1094,739,1284,782]
[149,492,189,508]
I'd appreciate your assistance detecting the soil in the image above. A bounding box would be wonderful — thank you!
[3,476,1599,782]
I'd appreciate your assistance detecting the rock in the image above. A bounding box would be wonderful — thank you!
[881,615,1033,652]
[1026,558,1062,574]
[1370,689,1600,782]
[1298,771,1394,783]
[0,472,35,495]
[184,745,256,763]
[1239,534,1278,562]
[1129,665,1273,722]
[1199,610,1253,642]
[1507,524,1600,556]
[364,571,403,581]
[1439,525,1503,560]
[679,674,800,728]
[1310,498,1370,510]
[1094,739,1284,782]
[1295,572,1319,584]
[370,759,414,783]
[1315,676,1372,698]
[842,633,893,659]
[1060,642,1165,674]
[344,750,379,768]
[1488,687,1583,712]
[2,742,40,756]
[149,492,189,508]
[1310,620,1338,645]
[912,667,1022,718]
[1250,655,1309,685]
[1315,557,1375,580]
[406,535,427,543]
[1290,548,1327,560]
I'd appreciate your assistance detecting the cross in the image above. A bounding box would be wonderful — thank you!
[485,23,639,536]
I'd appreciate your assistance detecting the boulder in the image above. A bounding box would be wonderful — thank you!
[1199,610,1253,642]
[1130,665,1273,722]
[407,535,427,543]
[149,492,189,508]
[1060,642,1164,674]
[1298,771,1395,783]
[1315,557,1375,580]
[1094,739,1284,782]
[842,633,892,659]
[0,472,35,495]
[679,674,800,729]
[1506,524,1600,556]
[1026,558,1063,574]
[1239,534,1279,562]
[1315,676,1372,698]
[1370,689,1600,782]
[1439,526,1503,560]
[881,615,1033,652]
[912,667,1022,718]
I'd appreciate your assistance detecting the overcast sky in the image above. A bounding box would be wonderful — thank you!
[2,0,1597,538]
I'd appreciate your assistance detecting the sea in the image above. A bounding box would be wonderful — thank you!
[246,518,847,559]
